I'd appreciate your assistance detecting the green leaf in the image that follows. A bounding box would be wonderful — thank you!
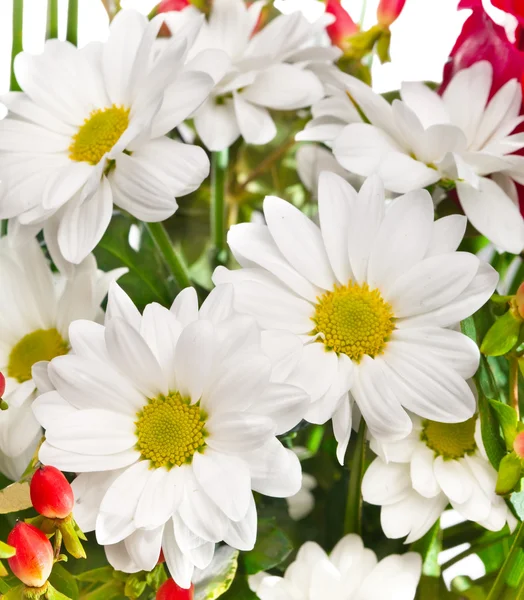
[124,574,146,599]
[0,541,15,559]
[219,574,257,600]
[79,581,124,600]
[145,564,167,591]
[490,400,518,450]
[194,546,239,600]
[496,453,523,495]
[478,389,506,470]
[410,521,441,578]
[481,311,522,356]
[506,548,524,587]
[46,583,73,600]
[243,518,293,575]
[94,215,173,311]
[375,30,391,63]
[75,567,114,584]
[49,564,79,600]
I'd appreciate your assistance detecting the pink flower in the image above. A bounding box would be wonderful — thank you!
[493,0,524,26]
[376,0,407,26]
[442,0,524,96]
[325,0,359,50]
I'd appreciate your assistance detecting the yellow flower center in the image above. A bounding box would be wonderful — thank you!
[7,328,69,383]
[312,282,395,362]
[69,105,130,165]
[135,392,207,469]
[422,417,477,460]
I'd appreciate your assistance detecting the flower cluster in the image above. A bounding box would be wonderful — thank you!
[0,0,522,599]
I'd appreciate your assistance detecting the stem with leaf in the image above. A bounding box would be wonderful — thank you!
[145,222,192,291]
[486,521,524,600]
[211,149,229,267]
[10,0,23,91]
[66,0,78,46]
[344,421,367,535]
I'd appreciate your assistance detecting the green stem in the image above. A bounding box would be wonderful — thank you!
[145,222,192,291]
[10,0,23,91]
[486,521,524,600]
[66,0,78,46]
[46,0,58,39]
[211,150,229,267]
[344,420,367,535]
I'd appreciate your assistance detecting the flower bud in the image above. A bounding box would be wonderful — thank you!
[514,431,524,459]
[156,579,194,599]
[157,0,191,12]
[0,372,5,398]
[516,282,524,320]
[377,0,407,26]
[30,466,74,520]
[325,0,359,50]
[7,523,53,588]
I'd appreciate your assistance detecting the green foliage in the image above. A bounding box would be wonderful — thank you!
[481,311,522,357]
[244,519,293,575]
[496,454,523,495]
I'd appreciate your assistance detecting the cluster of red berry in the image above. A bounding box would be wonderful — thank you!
[3,462,194,599]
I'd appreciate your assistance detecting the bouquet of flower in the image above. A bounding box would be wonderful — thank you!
[0,0,524,598]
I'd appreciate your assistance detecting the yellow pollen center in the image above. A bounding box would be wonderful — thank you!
[422,417,477,460]
[312,282,395,362]
[7,328,69,383]
[69,105,130,165]
[135,392,207,469]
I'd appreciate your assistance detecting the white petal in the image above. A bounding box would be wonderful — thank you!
[105,541,142,574]
[194,97,240,152]
[105,316,168,397]
[170,286,199,326]
[318,172,356,284]
[287,343,338,403]
[333,396,352,465]
[410,446,440,498]
[45,409,136,455]
[97,461,152,545]
[199,284,234,324]
[223,494,257,551]
[162,521,194,589]
[233,94,276,145]
[58,175,113,265]
[425,215,467,257]
[387,253,479,318]
[39,441,139,473]
[135,467,185,529]
[253,383,309,435]
[352,357,412,442]
[244,438,302,498]
[434,456,473,504]
[174,320,215,402]
[124,526,164,572]
[206,413,275,454]
[193,450,252,521]
[457,178,524,254]
[367,190,434,293]
[106,282,142,330]
[362,459,412,505]
[263,196,335,290]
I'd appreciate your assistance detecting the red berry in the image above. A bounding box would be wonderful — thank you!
[0,372,5,398]
[156,579,194,599]
[7,523,53,588]
[30,466,74,519]
[514,431,524,458]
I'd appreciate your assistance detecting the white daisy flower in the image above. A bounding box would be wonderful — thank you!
[213,172,498,462]
[249,534,422,600]
[33,283,309,587]
[0,9,213,264]
[362,415,517,543]
[0,235,125,482]
[329,62,524,253]
[165,0,338,151]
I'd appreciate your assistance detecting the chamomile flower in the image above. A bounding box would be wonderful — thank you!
[329,62,524,253]
[0,9,212,264]
[0,236,125,481]
[213,173,497,462]
[34,284,308,588]
[165,0,337,151]
[250,534,422,600]
[362,416,517,542]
